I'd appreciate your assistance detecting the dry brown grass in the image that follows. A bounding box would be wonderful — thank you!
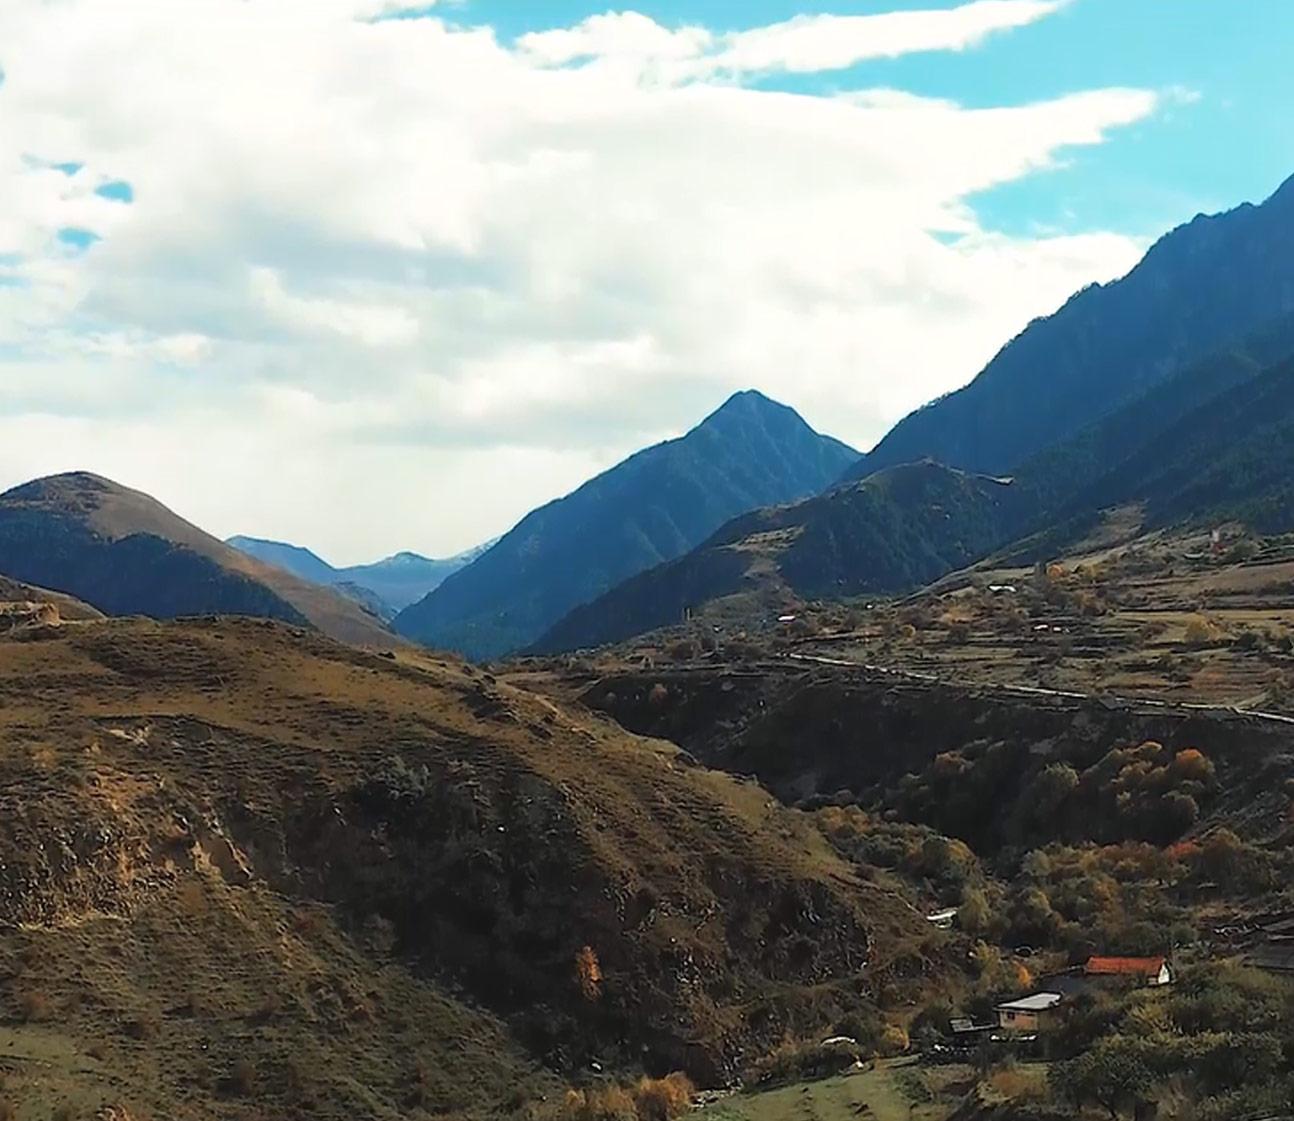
[986,1066,1043,1100]
[0,614,920,1119]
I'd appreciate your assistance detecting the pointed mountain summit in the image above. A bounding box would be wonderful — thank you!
[0,472,396,646]
[394,390,859,659]
[848,172,1294,481]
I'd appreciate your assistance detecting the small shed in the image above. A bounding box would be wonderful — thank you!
[995,991,1063,1032]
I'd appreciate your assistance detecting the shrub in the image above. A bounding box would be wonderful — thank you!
[878,1024,909,1057]
[17,989,53,1022]
[228,1057,257,1097]
[557,1086,637,1121]
[957,887,991,936]
[575,945,603,1001]
[1184,617,1219,648]
[633,1073,694,1121]
[122,1010,160,1041]
[752,1038,863,1085]
[946,621,972,645]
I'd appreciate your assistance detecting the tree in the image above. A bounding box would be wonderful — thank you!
[1052,1040,1155,1119]
[1027,762,1080,825]
[1156,790,1199,840]
[956,887,991,936]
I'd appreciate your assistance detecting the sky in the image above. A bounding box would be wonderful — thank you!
[1,1,1291,564]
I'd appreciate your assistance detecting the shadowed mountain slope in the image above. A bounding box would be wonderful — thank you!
[535,461,1023,653]
[848,173,1294,481]
[394,391,858,659]
[225,536,337,585]
[0,473,396,646]
[541,309,1294,654]
[0,614,933,1116]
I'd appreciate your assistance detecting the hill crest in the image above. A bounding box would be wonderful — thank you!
[0,472,397,646]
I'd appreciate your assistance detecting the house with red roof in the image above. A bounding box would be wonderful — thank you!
[1084,956,1173,986]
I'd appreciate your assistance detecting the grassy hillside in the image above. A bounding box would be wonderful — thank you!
[0,473,396,646]
[394,391,858,659]
[0,612,935,1117]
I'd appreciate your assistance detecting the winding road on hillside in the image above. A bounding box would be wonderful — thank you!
[783,651,1294,728]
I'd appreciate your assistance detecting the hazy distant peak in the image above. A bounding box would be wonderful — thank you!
[380,551,434,566]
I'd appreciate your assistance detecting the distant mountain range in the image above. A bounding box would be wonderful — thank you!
[8,175,1294,662]
[537,175,1294,652]
[0,473,397,647]
[392,390,859,659]
[226,536,491,619]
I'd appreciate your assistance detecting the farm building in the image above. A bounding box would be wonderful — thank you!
[1084,956,1173,986]
[995,992,1064,1032]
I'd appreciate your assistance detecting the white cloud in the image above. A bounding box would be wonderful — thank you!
[520,1,1068,79]
[519,11,713,67]
[714,1,1069,74]
[0,0,1161,562]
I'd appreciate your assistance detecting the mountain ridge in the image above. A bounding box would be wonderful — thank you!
[394,390,859,659]
[846,171,1294,481]
[226,535,492,615]
[537,305,1294,653]
[0,472,397,646]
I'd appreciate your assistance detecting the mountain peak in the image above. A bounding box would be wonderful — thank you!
[394,391,857,659]
[3,470,125,506]
[704,388,786,421]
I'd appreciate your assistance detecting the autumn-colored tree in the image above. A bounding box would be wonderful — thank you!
[1171,748,1215,784]
[633,1073,694,1121]
[575,945,603,1001]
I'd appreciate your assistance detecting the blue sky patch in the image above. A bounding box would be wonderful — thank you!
[56,227,101,252]
[96,180,135,203]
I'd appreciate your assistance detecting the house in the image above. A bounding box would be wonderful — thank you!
[1084,956,1173,986]
[995,992,1064,1033]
